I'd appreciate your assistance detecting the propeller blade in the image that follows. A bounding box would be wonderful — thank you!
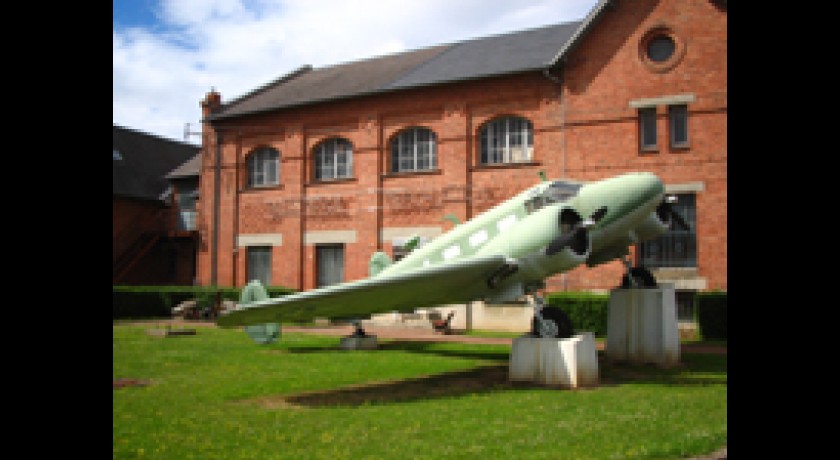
[545,228,583,256]
[590,206,608,223]
[660,196,689,231]
[669,208,690,231]
[545,207,607,256]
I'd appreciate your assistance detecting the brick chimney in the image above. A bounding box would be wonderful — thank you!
[201,88,221,117]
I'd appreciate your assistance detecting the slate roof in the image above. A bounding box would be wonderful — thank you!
[166,152,202,179]
[113,124,200,201]
[384,21,581,91]
[207,1,613,122]
[210,45,451,120]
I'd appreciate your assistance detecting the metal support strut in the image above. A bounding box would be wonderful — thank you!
[529,294,558,338]
[621,255,637,288]
[350,320,368,338]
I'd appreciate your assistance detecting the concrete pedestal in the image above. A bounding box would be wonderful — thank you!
[509,333,599,388]
[606,285,680,366]
[339,335,378,350]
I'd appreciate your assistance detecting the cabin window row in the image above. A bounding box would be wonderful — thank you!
[244,116,534,188]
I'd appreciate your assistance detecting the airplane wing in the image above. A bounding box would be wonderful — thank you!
[217,255,511,327]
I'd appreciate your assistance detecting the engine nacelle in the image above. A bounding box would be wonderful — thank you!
[516,207,592,280]
[476,204,590,281]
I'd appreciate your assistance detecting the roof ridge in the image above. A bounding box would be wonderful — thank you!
[114,123,199,147]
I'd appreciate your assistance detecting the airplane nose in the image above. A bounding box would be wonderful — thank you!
[635,172,665,204]
[622,172,664,212]
[577,172,664,223]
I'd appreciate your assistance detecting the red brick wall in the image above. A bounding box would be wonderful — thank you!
[196,0,726,292]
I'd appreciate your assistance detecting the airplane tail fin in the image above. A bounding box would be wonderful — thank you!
[369,251,393,277]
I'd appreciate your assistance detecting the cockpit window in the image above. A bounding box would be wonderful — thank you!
[546,181,582,202]
[524,181,583,213]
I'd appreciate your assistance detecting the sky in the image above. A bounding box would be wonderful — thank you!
[113,0,600,145]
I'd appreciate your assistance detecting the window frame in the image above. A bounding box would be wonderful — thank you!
[314,138,354,182]
[390,127,438,174]
[246,147,280,188]
[668,104,690,149]
[636,193,697,268]
[246,246,272,287]
[479,116,534,165]
[316,244,345,287]
[639,26,686,73]
[638,107,658,153]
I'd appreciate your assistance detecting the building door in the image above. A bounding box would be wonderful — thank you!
[247,246,272,287]
[316,244,344,287]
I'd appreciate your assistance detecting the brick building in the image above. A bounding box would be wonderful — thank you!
[195,0,726,321]
[113,124,201,285]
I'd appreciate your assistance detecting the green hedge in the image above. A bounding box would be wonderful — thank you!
[546,292,610,336]
[546,290,728,340]
[112,285,296,320]
[696,291,727,340]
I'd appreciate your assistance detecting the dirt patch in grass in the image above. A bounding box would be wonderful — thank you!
[113,378,153,389]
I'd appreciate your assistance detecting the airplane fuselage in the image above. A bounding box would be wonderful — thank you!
[376,172,666,301]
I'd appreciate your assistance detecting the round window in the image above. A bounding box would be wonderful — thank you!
[647,35,675,62]
[639,26,684,73]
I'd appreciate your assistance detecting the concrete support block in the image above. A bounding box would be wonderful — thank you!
[606,285,680,366]
[509,333,599,388]
[339,335,378,350]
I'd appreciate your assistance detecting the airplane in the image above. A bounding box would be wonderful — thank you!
[216,171,688,340]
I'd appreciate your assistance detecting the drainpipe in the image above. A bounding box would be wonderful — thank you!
[543,66,567,290]
[232,132,241,286]
[376,114,383,251]
[211,130,221,286]
[542,66,565,178]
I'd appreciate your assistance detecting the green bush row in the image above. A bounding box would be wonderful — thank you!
[546,292,610,336]
[547,290,728,340]
[696,291,726,340]
[112,285,296,320]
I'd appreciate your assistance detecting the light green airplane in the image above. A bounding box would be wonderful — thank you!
[217,171,687,339]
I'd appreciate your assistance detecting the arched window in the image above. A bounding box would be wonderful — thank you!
[390,127,437,173]
[247,147,280,187]
[314,137,353,181]
[479,116,533,165]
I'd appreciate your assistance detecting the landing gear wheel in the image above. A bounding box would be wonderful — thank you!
[621,266,657,288]
[532,306,574,339]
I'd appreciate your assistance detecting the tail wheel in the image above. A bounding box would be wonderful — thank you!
[532,306,574,339]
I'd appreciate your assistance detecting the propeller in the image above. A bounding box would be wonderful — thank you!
[545,206,608,256]
[658,195,690,231]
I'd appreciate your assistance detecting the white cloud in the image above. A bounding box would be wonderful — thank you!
[113,0,598,144]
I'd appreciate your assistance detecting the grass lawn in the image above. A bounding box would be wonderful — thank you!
[113,324,726,459]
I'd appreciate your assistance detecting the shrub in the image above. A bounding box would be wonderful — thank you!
[545,292,610,336]
[696,291,726,340]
